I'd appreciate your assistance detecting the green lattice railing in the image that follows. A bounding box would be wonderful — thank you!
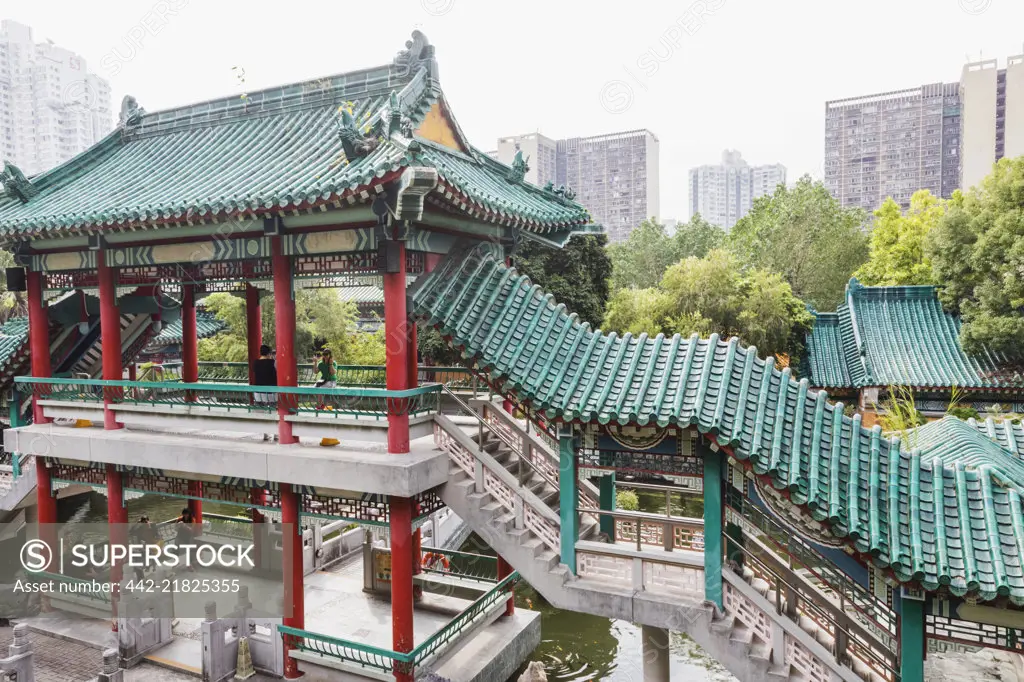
[141,361,477,391]
[14,376,442,419]
[277,571,519,673]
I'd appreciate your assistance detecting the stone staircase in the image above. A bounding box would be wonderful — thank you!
[433,401,877,682]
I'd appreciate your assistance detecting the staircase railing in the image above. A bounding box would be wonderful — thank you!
[727,490,898,644]
[473,398,600,511]
[434,395,562,554]
[726,511,900,682]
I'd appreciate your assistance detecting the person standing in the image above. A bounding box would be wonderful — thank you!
[315,348,338,388]
[252,345,277,406]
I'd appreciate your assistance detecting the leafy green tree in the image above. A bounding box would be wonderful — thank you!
[926,157,1024,356]
[514,234,611,328]
[0,249,23,324]
[673,213,725,261]
[603,249,812,360]
[855,190,946,286]
[607,216,724,292]
[198,290,382,364]
[607,219,679,290]
[727,175,869,310]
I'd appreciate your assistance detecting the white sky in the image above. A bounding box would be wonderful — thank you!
[8,0,1024,219]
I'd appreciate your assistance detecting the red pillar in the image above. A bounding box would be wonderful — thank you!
[384,239,409,454]
[98,251,123,430]
[35,458,57,551]
[187,480,202,527]
[246,284,262,386]
[390,496,415,682]
[106,464,128,630]
[250,487,267,570]
[272,238,297,444]
[411,499,422,600]
[128,364,137,381]
[26,270,52,425]
[497,555,515,616]
[281,484,305,679]
[182,283,198,391]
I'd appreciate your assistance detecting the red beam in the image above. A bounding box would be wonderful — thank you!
[272,237,298,444]
[390,496,415,682]
[107,464,128,630]
[281,484,304,679]
[497,555,515,616]
[182,284,198,383]
[384,238,410,454]
[26,270,52,424]
[98,251,123,430]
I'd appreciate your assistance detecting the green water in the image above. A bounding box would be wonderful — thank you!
[47,487,731,681]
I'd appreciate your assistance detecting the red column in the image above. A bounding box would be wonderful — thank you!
[106,464,128,630]
[411,499,422,600]
[98,251,123,430]
[187,480,202,528]
[26,270,52,424]
[128,364,137,381]
[281,484,305,679]
[250,487,267,570]
[497,555,515,616]
[35,458,57,551]
[182,283,198,394]
[384,239,409,454]
[272,238,297,444]
[246,284,262,386]
[390,496,415,682]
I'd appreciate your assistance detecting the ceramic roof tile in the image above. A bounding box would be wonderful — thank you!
[412,243,1024,604]
[151,310,227,345]
[806,278,1023,390]
[0,33,596,245]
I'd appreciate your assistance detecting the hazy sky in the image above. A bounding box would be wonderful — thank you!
[8,0,1024,219]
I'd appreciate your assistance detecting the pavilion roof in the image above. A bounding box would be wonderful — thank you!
[0,32,597,247]
[412,242,1024,604]
[150,310,227,346]
[805,278,1023,391]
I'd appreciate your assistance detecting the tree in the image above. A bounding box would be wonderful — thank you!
[603,249,812,360]
[198,290,383,364]
[607,219,678,290]
[514,233,611,328]
[926,157,1024,356]
[855,190,946,286]
[0,249,24,324]
[727,175,869,310]
[673,213,725,261]
[607,215,725,292]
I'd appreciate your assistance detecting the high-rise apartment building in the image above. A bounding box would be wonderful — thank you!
[0,20,113,176]
[496,133,557,187]
[687,150,786,230]
[496,129,659,242]
[824,53,1024,213]
[960,55,1024,191]
[824,83,960,212]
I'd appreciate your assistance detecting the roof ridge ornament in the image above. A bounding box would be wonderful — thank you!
[0,162,38,203]
[506,150,530,184]
[554,184,577,201]
[338,107,381,160]
[119,95,145,128]
[393,30,435,79]
[387,91,415,138]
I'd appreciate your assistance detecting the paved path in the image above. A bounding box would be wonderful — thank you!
[0,624,108,681]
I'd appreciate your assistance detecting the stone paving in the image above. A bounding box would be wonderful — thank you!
[0,624,108,681]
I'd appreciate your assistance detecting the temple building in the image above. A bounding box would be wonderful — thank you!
[804,278,1024,424]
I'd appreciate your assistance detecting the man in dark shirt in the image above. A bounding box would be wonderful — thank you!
[253,345,277,407]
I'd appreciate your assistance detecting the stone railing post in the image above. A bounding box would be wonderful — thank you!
[0,623,36,682]
[98,648,123,682]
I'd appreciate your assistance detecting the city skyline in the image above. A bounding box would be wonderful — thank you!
[0,19,112,176]
[4,0,1019,219]
[688,149,786,230]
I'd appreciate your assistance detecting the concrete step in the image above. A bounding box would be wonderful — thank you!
[729,624,754,647]
[481,500,504,514]
[710,615,736,636]
[536,549,560,571]
[520,537,545,557]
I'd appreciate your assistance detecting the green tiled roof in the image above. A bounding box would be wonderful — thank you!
[0,32,596,246]
[969,417,1024,457]
[805,278,1022,390]
[412,242,1024,604]
[0,317,28,376]
[151,310,227,345]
